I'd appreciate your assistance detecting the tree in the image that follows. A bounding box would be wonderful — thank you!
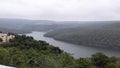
[58,53,75,68]
[105,63,116,68]
[0,48,9,65]
[91,52,109,68]
[109,56,117,63]
[76,58,91,68]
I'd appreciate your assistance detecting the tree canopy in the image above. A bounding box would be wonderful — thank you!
[0,35,119,68]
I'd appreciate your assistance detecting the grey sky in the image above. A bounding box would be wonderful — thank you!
[0,0,120,21]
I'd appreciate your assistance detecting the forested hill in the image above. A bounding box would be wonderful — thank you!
[45,22,120,49]
[0,18,115,34]
[0,33,119,68]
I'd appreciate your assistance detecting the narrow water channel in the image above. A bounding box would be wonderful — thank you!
[26,31,120,58]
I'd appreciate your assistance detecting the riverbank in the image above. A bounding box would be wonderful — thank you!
[45,35,120,50]
[26,31,120,58]
[44,28,120,50]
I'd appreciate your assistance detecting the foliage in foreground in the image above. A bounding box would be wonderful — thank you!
[0,35,119,68]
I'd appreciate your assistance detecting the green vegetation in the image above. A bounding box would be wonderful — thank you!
[0,34,119,68]
[45,23,120,49]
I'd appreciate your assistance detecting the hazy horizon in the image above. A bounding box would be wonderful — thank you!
[1,18,120,21]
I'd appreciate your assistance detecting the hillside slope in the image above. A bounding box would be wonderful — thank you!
[0,33,119,68]
[0,18,114,34]
[45,22,120,49]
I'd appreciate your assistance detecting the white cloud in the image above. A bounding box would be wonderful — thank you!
[0,0,120,21]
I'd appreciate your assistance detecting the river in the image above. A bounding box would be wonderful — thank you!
[26,31,120,58]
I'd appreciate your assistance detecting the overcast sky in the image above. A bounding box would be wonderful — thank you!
[0,0,120,21]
